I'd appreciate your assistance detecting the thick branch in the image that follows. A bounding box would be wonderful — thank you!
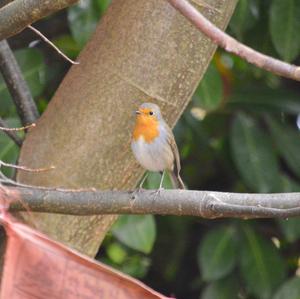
[0,0,13,9]
[2,185,300,219]
[167,0,300,81]
[0,0,79,41]
[0,40,38,125]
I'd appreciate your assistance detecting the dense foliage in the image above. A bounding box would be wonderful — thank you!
[1,0,300,298]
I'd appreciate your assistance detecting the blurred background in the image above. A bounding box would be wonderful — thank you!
[1,0,300,298]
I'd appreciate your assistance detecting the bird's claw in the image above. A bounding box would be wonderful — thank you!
[151,187,164,200]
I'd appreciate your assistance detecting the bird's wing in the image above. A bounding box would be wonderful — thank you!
[166,126,181,175]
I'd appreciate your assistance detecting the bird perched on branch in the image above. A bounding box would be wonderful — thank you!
[131,102,185,190]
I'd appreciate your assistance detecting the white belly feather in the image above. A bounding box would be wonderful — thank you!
[131,126,174,172]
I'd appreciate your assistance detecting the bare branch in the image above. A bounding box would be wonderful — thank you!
[1,185,300,219]
[0,161,55,172]
[0,123,35,131]
[0,117,22,146]
[0,0,13,9]
[0,0,79,41]
[27,25,79,65]
[167,0,300,81]
[0,40,38,125]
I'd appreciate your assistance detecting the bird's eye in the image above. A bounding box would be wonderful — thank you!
[149,111,154,116]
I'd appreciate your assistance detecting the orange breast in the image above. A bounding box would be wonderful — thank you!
[133,115,159,143]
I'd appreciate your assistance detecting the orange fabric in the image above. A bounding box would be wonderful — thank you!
[132,109,159,143]
[0,210,173,299]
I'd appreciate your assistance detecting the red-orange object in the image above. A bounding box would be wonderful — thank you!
[0,209,173,299]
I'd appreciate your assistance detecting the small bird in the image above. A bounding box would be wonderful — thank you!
[131,102,185,190]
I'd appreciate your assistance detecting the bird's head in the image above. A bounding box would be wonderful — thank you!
[134,102,162,123]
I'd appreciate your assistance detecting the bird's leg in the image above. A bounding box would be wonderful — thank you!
[131,171,148,200]
[138,172,148,190]
[131,172,149,202]
[151,171,165,199]
[159,170,165,190]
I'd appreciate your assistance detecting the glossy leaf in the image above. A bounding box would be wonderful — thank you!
[267,116,300,180]
[198,226,237,281]
[230,113,281,192]
[270,0,300,62]
[201,276,239,299]
[240,224,286,299]
[274,277,300,299]
[112,215,156,254]
[68,0,99,47]
[193,64,223,111]
[228,87,300,115]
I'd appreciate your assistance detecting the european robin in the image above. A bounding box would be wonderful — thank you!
[131,103,185,190]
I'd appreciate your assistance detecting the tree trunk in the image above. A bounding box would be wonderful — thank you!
[17,0,237,257]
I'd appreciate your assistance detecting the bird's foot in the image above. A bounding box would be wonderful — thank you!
[151,187,164,200]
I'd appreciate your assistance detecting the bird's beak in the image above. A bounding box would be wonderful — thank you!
[135,110,141,115]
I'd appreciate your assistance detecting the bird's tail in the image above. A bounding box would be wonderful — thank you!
[170,171,185,189]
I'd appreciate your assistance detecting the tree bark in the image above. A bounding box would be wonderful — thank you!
[17,0,237,257]
[5,186,300,219]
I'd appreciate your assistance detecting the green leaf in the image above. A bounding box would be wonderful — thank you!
[112,215,156,254]
[280,175,300,192]
[228,87,300,115]
[201,276,239,299]
[274,277,300,299]
[14,48,46,97]
[52,34,82,59]
[95,0,111,15]
[106,242,127,264]
[267,116,300,180]
[229,0,259,40]
[68,0,100,47]
[193,64,223,111]
[278,175,300,243]
[119,255,150,279]
[279,218,300,243]
[240,224,286,299]
[198,226,237,281]
[144,171,173,189]
[230,113,281,192]
[0,48,46,117]
[270,0,300,62]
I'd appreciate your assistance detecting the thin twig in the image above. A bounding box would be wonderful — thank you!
[0,117,22,146]
[0,161,55,172]
[167,0,300,81]
[0,40,39,125]
[27,25,79,65]
[0,184,299,219]
[0,122,35,131]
